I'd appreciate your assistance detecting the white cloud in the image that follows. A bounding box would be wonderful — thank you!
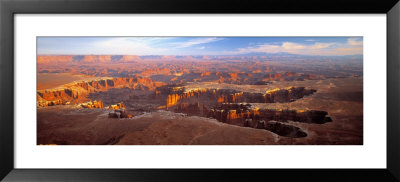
[91,38,168,55]
[348,38,363,46]
[282,42,306,50]
[38,37,363,56]
[221,40,363,56]
[311,43,335,49]
[171,38,223,48]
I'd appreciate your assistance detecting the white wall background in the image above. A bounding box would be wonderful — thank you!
[15,14,386,168]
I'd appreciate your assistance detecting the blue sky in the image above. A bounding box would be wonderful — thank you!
[37,37,363,56]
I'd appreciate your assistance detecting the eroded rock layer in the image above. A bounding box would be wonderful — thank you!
[175,102,331,137]
[37,76,166,106]
[163,86,330,138]
[165,86,316,108]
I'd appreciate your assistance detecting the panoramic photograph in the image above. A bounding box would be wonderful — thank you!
[36,37,363,145]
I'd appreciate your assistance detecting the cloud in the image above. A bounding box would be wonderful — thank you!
[38,37,363,56]
[221,39,362,56]
[311,43,335,49]
[91,38,168,55]
[305,39,316,42]
[348,38,363,46]
[37,37,222,55]
[282,42,306,50]
[171,38,223,48]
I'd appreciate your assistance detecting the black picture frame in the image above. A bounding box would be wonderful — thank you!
[1,0,399,181]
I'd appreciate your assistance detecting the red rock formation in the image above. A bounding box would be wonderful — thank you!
[228,73,238,79]
[217,96,225,103]
[140,68,172,76]
[165,87,316,111]
[37,56,74,64]
[120,55,141,62]
[108,102,125,110]
[82,55,112,63]
[201,103,329,137]
[200,72,212,77]
[231,92,243,102]
[37,99,64,107]
[108,109,133,118]
[166,94,181,109]
[37,76,166,107]
[80,100,104,108]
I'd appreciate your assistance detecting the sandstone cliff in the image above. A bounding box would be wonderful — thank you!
[165,87,316,108]
[37,76,166,107]
[80,100,104,108]
[108,102,125,110]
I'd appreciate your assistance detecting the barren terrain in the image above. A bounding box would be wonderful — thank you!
[37,54,363,145]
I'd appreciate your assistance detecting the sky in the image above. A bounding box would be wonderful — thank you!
[37,37,363,56]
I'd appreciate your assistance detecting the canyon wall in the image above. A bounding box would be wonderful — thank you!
[165,87,316,108]
[37,77,166,107]
[79,100,104,108]
[205,103,332,125]
[174,102,330,138]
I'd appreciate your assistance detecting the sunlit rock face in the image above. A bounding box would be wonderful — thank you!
[164,86,316,109]
[37,55,74,64]
[203,103,331,137]
[172,102,321,138]
[205,103,332,125]
[165,85,329,138]
[166,94,182,109]
[79,100,104,108]
[36,77,166,107]
[37,99,64,107]
[155,82,331,138]
[108,102,125,110]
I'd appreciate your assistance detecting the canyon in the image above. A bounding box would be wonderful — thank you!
[37,54,363,145]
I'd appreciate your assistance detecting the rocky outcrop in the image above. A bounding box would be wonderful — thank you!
[263,120,307,138]
[37,99,65,107]
[108,102,125,110]
[198,103,330,137]
[81,55,112,63]
[244,119,307,137]
[163,85,328,138]
[165,87,316,109]
[175,102,203,116]
[166,94,182,109]
[108,109,133,119]
[37,76,166,107]
[204,103,332,125]
[79,100,104,108]
[37,56,74,64]
[119,55,142,62]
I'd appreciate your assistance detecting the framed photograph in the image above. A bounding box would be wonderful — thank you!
[1,0,399,181]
